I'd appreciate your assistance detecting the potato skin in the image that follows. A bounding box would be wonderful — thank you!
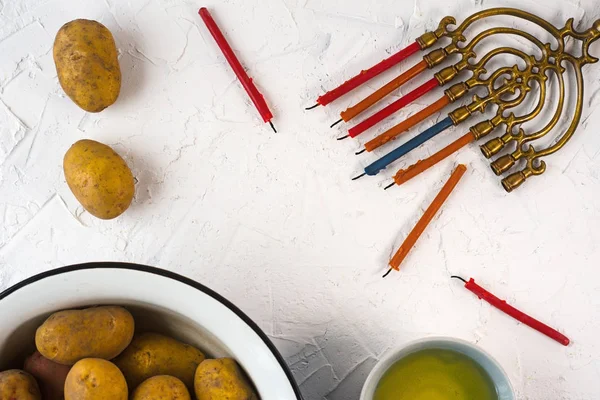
[113,333,205,392]
[35,306,134,365]
[0,369,41,400]
[24,351,71,400]
[54,19,121,112]
[64,358,127,400]
[132,376,191,400]
[194,358,257,400]
[64,139,135,220]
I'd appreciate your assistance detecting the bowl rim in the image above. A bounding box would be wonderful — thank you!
[360,336,515,400]
[0,261,304,400]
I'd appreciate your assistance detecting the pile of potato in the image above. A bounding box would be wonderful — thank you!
[0,306,257,400]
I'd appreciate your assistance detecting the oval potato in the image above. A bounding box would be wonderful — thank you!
[54,19,121,112]
[0,369,41,400]
[64,358,127,400]
[64,139,135,220]
[132,375,191,400]
[35,306,134,365]
[24,351,71,400]
[194,358,257,400]
[113,333,205,391]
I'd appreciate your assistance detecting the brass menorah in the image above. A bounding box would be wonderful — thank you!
[311,8,600,192]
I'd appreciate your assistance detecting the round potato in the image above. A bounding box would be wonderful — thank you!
[0,369,41,400]
[194,358,257,400]
[64,358,127,400]
[64,139,135,220]
[24,351,71,400]
[54,19,121,112]
[132,376,191,400]
[35,306,134,365]
[113,333,205,391]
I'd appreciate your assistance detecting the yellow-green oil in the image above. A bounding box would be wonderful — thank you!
[373,348,498,400]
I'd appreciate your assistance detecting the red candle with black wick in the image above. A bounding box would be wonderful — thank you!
[452,276,570,346]
[307,41,422,109]
[199,8,276,132]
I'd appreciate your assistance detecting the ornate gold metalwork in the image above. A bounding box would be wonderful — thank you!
[417,8,600,191]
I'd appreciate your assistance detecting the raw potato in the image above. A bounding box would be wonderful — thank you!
[35,306,134,365]
[114,333,205,391]
[64,358,127,400]
[24,351,71,400]
[0,369,41,400]
[54,19,121,112]
[132,375,191,400]
[194,358,257,400]
[64,139,135,220]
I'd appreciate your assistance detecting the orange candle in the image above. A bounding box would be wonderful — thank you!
[388,164,467,272]
[364,95,451,151]
[340,60,429,123]
[392,132,474,187]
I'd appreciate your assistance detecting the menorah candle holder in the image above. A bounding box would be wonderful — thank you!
[314,8,600,192]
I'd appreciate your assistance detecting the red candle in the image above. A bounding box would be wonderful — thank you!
[199,8,276,132]
[316,41,422,107]
[347,77,439,138]
[453,276,570,346]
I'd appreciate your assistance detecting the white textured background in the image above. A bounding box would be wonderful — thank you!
[1,0,600,399]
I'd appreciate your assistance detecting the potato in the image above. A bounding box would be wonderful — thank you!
[194,358,257,400]
[35,306,134,365]
[64,139,135,220]
[0,369,41,400]
[54,19,121,112]
[132,376,191,400]
[113,333,205,391]
[64,358,127,400]
[24,351,71,400]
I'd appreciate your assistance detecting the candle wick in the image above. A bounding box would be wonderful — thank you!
[330,118,343,128]
[337,135,349,141]
[451,275,468,284]
[269,121,277,133]
[383,182,395,190]
[355,149,366,155]
[305,104,320,110]
[352,172,366,181]
[382,268,393,278]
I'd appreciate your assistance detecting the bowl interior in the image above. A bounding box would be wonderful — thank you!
[0,264,300,400]
[360,337,514,400]
[0,302,231,371]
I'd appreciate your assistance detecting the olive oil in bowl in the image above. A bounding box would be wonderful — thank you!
[373,348,498,400]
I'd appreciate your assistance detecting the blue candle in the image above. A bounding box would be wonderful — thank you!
[363,117,455,177]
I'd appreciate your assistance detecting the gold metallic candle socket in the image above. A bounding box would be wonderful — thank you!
[480,138,505,159]
[491,154,516,175]
[502,171,527,192]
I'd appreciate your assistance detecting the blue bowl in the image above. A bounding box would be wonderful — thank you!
[360,337,514,400]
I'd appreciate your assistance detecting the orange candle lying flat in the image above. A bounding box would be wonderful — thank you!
[389,164,467,272]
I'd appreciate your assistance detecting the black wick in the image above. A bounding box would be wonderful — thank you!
[451,275,467,283]
[383,182,395,190]
[330,118,343,128]
[305,104,320,110]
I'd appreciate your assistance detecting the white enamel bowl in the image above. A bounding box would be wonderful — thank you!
[0,262,302,400]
